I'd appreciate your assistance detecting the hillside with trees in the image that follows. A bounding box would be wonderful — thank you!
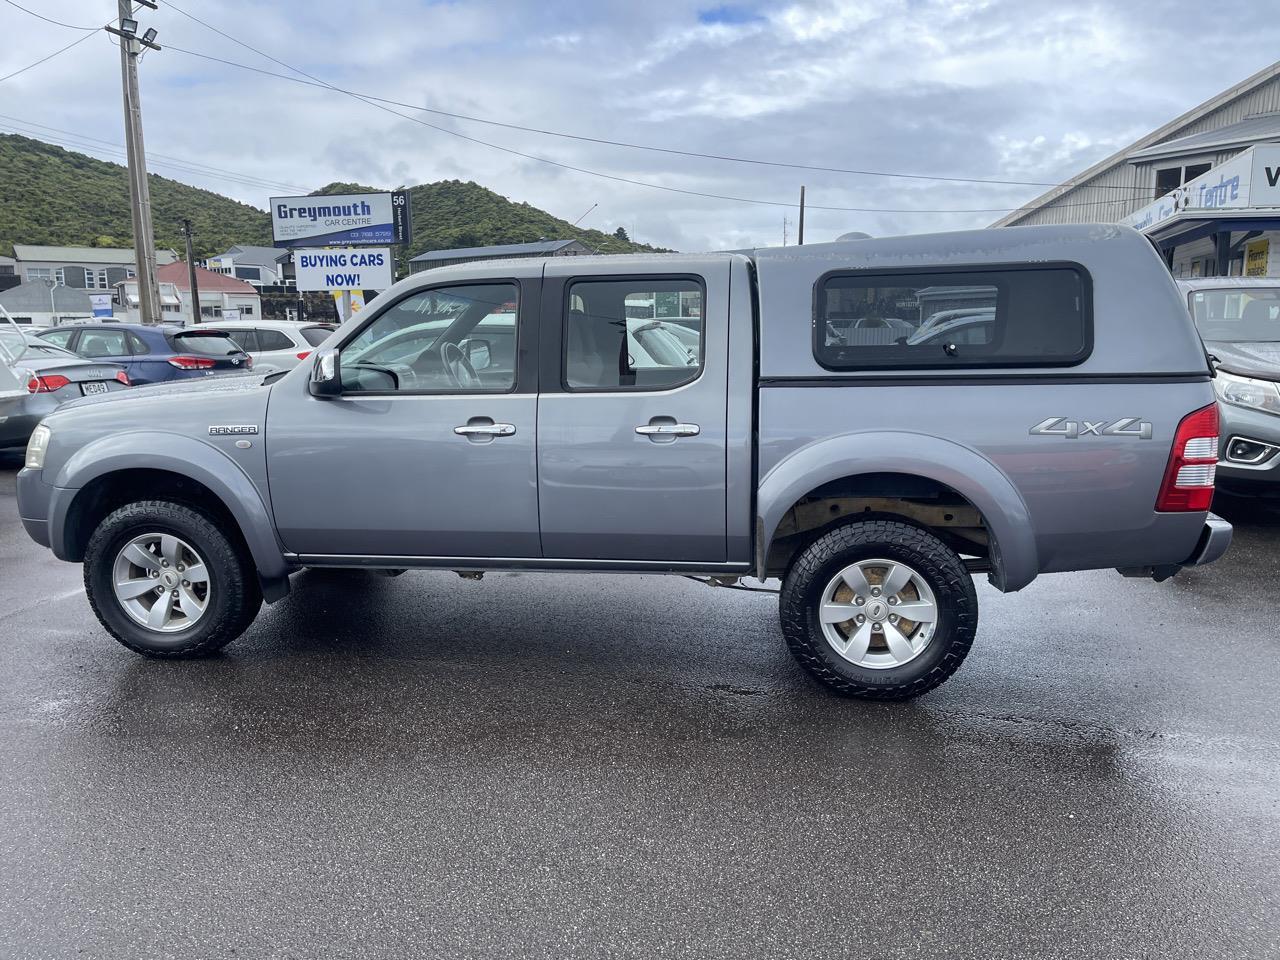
[0,134,667,263]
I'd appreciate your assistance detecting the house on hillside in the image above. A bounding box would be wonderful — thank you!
[205,245,289,288]
[11,244,179,290]
[115,263,260,324]
[408,238,593,274]
[994,59,1280,277]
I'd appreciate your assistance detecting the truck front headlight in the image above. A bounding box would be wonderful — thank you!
[1214,370,1280,417]
[25,423,51,470]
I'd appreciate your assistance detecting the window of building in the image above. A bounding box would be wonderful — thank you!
[27,268,53,281]
[563,278,703,391]
[1154,161,1213,198]
[241,304,254,316]
[814,266,1091,370]
[201,305,223,318]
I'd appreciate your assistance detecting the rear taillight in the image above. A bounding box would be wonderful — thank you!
[245,355,253,368]
[115,370,131,386]
[1155,403,1219,512]
[296,351,311,360]
[167,356,216,370]
[27,374,71,393]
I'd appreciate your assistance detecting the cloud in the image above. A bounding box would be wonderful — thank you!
[2,0,1279,252]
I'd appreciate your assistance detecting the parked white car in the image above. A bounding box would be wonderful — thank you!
[199,320,336,371]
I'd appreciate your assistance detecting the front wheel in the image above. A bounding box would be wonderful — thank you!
[779,519,978,700]
[84,500,262,658]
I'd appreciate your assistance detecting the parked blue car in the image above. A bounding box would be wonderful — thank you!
[36,323,251,385]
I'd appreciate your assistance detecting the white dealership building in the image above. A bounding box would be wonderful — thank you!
[995,60,1280,277]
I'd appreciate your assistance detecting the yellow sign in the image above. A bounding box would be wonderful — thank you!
[1245,238,1270,276]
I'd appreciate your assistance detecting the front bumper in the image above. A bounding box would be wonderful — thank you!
[1217,402,1280,492]
[1118,513,1232,582]
[16,467,54,549]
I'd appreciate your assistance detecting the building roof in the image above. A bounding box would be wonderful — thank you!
[1127,112,1280,161]
[0,280,93,312]
[216,244,288,267]
[409,238,586,263]
[11,244,178,265]
[993,58,1280,227]
[156,261,258,294]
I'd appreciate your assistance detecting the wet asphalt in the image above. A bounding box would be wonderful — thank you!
[0,451,1278,960]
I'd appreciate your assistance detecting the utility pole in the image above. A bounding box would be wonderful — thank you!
[798,185,806,245]
[107,3,162,323]
[180,218,201,325]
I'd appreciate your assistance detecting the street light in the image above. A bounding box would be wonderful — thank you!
[141,27,158,44]
[119,17,137,34]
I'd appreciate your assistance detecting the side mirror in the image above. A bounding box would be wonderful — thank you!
[464,338,492,370]
[309,347,342,397]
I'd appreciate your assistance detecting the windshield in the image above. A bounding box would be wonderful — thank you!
[168,332,244,356]
[1189,288,1280,342]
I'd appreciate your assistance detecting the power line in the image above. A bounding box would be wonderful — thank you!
[0,0,97,30]
[161,37,1136,216]
[0,120,310,195]
[0,22,102,83]
[0,113,311,191]
[156,4,1149,197]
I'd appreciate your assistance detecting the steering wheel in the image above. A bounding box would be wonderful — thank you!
[440,341,480,389]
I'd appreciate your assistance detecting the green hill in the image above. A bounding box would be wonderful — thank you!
[0,134,667,263]
[311,180,665,258]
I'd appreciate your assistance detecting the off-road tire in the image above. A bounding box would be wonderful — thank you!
[84,500,262,658]
[780,519,977,700]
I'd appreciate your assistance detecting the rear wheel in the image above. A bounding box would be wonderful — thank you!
[780,519,977,700]
[84,500,262,658]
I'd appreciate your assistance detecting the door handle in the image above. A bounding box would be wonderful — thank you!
[635,421,700,438]
[454,419,516,439]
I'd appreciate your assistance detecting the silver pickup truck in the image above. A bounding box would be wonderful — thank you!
[15,224,1232,700]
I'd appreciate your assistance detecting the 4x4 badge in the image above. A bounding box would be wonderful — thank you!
[209,425,259,436]
[1029,417,1152,440]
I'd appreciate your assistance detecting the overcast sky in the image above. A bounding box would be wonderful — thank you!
[3,0,1280,251]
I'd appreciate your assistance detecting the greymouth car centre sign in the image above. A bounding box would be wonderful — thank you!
[270,191,411,247]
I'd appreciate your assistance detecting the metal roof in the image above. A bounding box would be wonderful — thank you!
[409,238,585,263]
[156,261,258,294]
[215,245,289,267]
[11,244,178,265]
[0,281,93,312]
[1128,113,1280,162]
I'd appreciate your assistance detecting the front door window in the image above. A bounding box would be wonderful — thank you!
[341,283,519,393]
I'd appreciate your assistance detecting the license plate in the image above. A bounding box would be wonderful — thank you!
[82,381,109,396]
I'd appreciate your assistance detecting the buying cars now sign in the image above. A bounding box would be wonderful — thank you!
[294,248,394,292]
[270,191,411,247]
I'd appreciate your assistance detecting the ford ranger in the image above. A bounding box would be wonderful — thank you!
[15,224,1232,700]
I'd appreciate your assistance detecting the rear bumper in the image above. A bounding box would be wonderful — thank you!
[1184,514,1233,566]
[1117,513,1232,582]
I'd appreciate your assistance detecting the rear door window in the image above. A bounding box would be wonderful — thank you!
[78,329,129,358]
[814,265,1091,369]
[256,329,294,351]
[563,278,703,390]
[301,326,334,347]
